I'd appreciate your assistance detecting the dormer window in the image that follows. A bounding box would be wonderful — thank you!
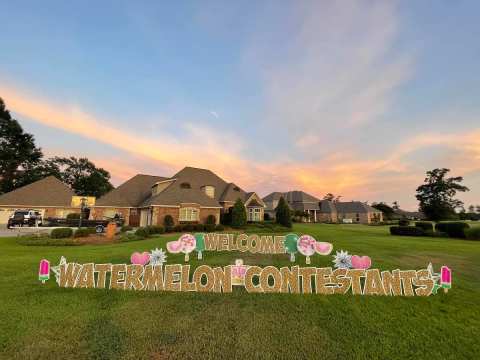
[233,186,240,191]
[180,182,191,189]
[202,185,215,198]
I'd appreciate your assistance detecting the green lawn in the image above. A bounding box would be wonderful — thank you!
[1,224,479,359]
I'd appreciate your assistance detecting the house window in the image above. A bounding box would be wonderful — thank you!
[248,207,262,222]
[202,185,215,198]
[356,213,360,222]
[180,207,199,222]
[180,182,191,189]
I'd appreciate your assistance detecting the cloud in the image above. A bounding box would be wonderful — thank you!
[209,111,219,119]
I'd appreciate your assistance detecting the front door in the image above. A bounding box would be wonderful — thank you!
[129,209,140,227]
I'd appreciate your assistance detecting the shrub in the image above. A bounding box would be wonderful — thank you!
[195,224,205,231]
[135,227,150,238]
[215,224,225,231]
[182,224,195,232]
[275,197,292,228]
[464,227,480,240]
[173,225,183,232]
[264,213,271,221]
[205,224,216,232]
[424,230,449,238]
[121,225,133,232]
[389,226,424,236]
[415,221,433,231]
[164,215,174,228]
[435,222,470,239]
[398,219,410,226]
[165,226,174,233]
[231,199,247,228]
[66,213,81,220]
[205,215,216,225]
[146,225,165,234]
[73,228,93,238]
[50,227,73,239]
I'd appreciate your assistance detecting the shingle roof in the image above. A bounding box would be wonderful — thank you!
[141,186,221,207]
[96,174,166,207]
[0,176,75,207]
[219,182,247,202]
[319,200,337,213]
[335,201,381,214]
[263,191,321,210]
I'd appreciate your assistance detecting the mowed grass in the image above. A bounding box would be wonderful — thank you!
[0,224,479,359]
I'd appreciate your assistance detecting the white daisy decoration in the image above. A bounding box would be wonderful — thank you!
[150,248,167,266]
[51,256,67,285]
[332,250,352,269]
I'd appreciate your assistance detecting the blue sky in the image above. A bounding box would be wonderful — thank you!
[1,0,479,209]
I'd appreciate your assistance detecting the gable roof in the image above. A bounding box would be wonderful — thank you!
[0,176,75,207]
[220,182,247,202]
[263,191,321,210]
[96,174,166,207]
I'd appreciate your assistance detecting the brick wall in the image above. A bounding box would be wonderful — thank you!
[154,207,180,226]
[199,208,220,224]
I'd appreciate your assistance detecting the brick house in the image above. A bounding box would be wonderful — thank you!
[92,166,265,226]
[263,191,383,224]
[0,176,82,224]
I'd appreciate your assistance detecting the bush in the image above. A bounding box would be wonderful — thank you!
[398,219,410,226]
[389,226,424,236]
[205,224,216,232]
[205,215,216,225]
[173,225,183,232]
[164,215,174,228]
[215,224,225,231]
[464,227,480,240]
[66,213,81,220]
[165,226,174,233]
[121,225,133,232]
[146,225,165,234]
[424,230,449,238]
[73,228,94,238]
[135,227,150,238]
[415,221,433,231]
[182,224,195,232]
[264,213,271,221]
[194,224,205,231]
[435,222,470,239]
[50,227,74,239]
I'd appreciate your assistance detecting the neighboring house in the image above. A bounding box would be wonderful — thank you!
[393,209,426,220]
[0,176,82,224]
[263,191,383,224]
[92,166,265,227]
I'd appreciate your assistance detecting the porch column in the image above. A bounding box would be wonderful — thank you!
[314,210,317,222]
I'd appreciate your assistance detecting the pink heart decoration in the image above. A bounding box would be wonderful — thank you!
[166,240,182,253]
[130,252,151,265]
[351,255,372,269]
[314,242,333,255]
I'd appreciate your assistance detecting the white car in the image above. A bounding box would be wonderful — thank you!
[7,210,43,228]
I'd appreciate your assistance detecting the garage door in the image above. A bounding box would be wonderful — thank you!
[0,208,14,224]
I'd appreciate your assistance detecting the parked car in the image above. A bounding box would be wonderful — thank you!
[7,210,43,228]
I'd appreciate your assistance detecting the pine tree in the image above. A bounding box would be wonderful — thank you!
[275,197,292,228]
[231,198,246,228]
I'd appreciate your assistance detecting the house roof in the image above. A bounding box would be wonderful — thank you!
[0,176,75,207]
[219,182,247,203]
[263,191,321,210]
[96,174,166,207]
[140,186,221,207]
[319,200,337,213]
[335,201,381,214]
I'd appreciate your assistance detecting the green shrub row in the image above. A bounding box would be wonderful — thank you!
[415,221,434,231]
[390,226,425,236]
[435,222,469,239]
[390,221,478,240]
[73,227,96,238]
[464,227,480,240]
[50,228,73,239]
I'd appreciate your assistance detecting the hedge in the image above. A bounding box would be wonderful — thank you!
[389,226,424,236]
[464,227,480,240]
[146,225,165,234]
[415,222,433,231]
[121,225,133,232]
[135,227,150,238]
[435,222,470,239]
[398,219,410,226]
[51,228,74,239]
[73,228,95,238]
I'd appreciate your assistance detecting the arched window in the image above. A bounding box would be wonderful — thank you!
[202,185,215,198]
[180,182,191,189]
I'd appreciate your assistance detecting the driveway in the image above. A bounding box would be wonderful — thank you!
[0,226,57,237]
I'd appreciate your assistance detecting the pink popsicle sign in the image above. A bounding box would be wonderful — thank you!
[441,266,451,292]
[39,259,50,283]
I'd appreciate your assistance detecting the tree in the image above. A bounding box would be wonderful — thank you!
[0,98,43,194]
[392,201,400,210]
[415,168,469,221]
[47,157,113,197]
[231,198,246,228]
[275,196,292,228]
[371,202,395,220]
[323,193,341,202]
[468,205,475,213]
[476,205,480,214]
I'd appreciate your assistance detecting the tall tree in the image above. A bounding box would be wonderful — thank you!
[323,193,342,202]
[50,157,113,197]
[231,198,247,228]
[468,205,475,213]
[0,97,43,194]
[275,196,292,228]
[392,201,400,210]
[416,168,469,221]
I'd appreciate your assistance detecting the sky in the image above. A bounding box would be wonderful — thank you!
[1,0,479,210]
